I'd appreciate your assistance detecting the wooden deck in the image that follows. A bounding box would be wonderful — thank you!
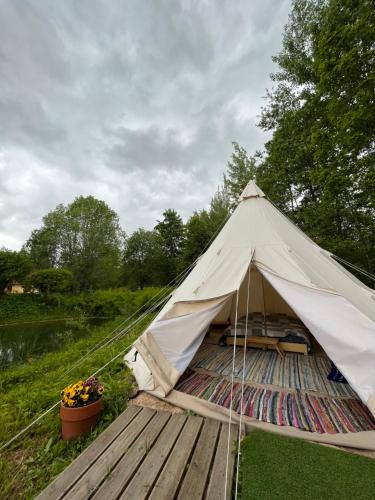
[37,405,239,500]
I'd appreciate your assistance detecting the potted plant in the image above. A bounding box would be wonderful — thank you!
[60,376,104,440]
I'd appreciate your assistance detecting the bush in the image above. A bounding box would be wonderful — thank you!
[24,268,74,294]
[0,294,59,322]
[0,287,171,323]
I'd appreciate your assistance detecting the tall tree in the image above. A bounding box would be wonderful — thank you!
[26,196,123,291]
[180,210,212,270]
[208,186,231,233]
[25,205,65,269]
[155,209,184,258]
[180,188,230,271]
[155,209,184,282]
[257,0,375,276]
[223,142,258,209]
[122,229,165,289]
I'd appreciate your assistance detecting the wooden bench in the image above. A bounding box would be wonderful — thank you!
[226,335,285,357]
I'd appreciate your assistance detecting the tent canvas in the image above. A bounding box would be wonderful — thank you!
[127,180,375,449]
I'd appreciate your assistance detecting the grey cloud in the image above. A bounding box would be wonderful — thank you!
[0,0,291,249]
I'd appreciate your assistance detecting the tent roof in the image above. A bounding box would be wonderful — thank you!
[160,182,374,324]
[239,179,265,199]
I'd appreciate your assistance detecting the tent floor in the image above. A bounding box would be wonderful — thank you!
[175,343,375,436]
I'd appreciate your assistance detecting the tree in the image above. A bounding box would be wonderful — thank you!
[0,249,32,295]
[180,187,231,271]
[121,229,166,289]
[180,210,212,270]
[208,186,231,234]
[256,0,375,277]
[155,209,184,258]
[155,209,184,282]
[25,196,123,291]
[25,205,65,269]
[223,142,258,209]
[24,268,73,294]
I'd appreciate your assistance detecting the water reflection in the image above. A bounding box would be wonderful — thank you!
[0,319,105,367]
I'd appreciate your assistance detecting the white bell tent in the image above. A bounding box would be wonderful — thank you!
[126,180,375,449]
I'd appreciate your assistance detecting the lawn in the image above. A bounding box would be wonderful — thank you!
[0,314,153,499]
[239,430,375,500]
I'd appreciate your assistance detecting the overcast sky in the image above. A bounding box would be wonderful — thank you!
[0,0,290,250]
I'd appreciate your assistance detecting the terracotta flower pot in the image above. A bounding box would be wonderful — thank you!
[60,399,103,440]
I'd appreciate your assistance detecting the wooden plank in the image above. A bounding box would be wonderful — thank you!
[279,341,308,355]
[149,416,203,500]
[36,405,142,500]
[206,423,238,500]
[91,411,171,500]
[177,418,221,500]
[227,336,278,347]
[64,407,156,500]
[120,414,187,500]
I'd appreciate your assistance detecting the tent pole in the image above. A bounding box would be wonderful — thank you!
[224,286,240,500]
[234,264,251,500]
[261,274,268,335]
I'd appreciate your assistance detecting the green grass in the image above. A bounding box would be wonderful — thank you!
[0,314,153,499]
[238,430,375,500]
[0,287,168,324]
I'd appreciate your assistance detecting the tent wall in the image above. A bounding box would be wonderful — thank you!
[162,295,233,324]
[134,295,232,396]
[260,267,375,410]
[231,266,297,322]
[212,298,232,324]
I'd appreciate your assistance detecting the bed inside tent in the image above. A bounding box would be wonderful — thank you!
[126,181,375,450]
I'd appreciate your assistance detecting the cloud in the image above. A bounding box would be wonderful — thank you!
[0,0,291,249]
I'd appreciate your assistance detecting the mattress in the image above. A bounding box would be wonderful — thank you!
[224,312,311,346]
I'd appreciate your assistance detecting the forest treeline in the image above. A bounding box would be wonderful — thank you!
[1,0,374,295]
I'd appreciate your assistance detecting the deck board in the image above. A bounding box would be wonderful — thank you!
[206,422,238,500]
[177,418,221,500]
[36,405,142,500]
[92,411,171,500]
[149,416,203,500]
[64,407,156,500]
[37,405,238,500]
[120,414,187,500]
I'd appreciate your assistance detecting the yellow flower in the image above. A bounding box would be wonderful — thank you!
[61,378,103,407]
[73,382,84,393]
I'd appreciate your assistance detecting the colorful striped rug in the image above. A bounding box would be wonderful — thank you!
[176,371,375,434]
[191,344,356,398]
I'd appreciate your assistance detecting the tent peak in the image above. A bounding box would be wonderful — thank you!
[239,180,265,200]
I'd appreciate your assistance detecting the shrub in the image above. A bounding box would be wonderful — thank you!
[25,268,74,294]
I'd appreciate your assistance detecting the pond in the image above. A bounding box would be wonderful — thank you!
[0,318,108,368]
